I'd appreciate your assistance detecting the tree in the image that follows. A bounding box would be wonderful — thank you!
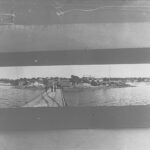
[12,80,19,86]
[22,78,28,86]
[70,75,81,86]
[81,77,90,83]
[43,78,48,86]
[91,80,98,86]
[103,78,109,82]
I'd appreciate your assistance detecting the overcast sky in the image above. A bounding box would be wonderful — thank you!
[0,64,150,79]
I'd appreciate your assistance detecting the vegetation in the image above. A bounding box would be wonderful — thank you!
[70,75,81,86]
[0,76,149,88]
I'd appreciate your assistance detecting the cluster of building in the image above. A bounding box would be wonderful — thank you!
[11,77,72,88]
[0,76,150,89]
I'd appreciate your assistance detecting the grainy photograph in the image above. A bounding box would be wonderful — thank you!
[0,64,150,108]
[1,0,150,150]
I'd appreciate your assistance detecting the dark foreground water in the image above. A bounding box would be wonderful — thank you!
[64,83,150,106]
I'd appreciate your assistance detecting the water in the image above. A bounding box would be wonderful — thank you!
[0,85,43,108]
[1,83,150,108]
[64,83,150,106]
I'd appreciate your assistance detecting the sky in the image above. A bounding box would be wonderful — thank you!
[0,64,150,79]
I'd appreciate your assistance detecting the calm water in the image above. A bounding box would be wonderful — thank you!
[0,85,43,108]
[64,83,150,106]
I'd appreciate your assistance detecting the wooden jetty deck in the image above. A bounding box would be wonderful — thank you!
[23,89,66,107]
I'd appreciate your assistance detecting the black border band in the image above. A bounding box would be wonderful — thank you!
[1,48,150,66]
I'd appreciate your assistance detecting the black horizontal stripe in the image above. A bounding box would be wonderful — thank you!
[0,106,150,130]
[0,48,150,66]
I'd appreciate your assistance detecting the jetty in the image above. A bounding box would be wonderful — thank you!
[23,89,67,107]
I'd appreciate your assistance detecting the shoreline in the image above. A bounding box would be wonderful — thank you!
[63,84,136,92]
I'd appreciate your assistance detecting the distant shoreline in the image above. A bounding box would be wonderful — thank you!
[63,84,136,92]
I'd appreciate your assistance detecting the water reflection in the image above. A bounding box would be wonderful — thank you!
[64,83,150,106]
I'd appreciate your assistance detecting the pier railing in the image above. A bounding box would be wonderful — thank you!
[61,89,68,107]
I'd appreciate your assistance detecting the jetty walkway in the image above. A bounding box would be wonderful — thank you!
[23,89,67,107]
